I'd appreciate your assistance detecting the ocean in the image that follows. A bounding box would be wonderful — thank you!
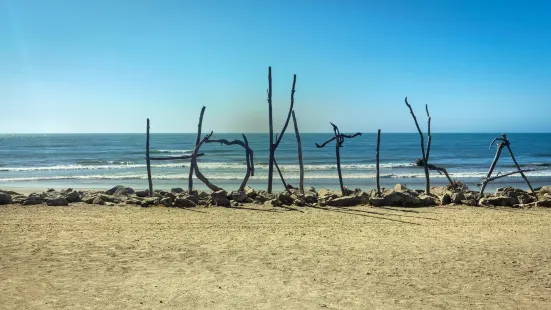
[0,133,550,192]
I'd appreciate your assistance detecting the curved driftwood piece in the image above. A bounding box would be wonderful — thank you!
[315,122,362,196]
[292,111,304,195]
[191,131,222,192]
[146,118,153,197]
[405,97,430,194]
[189,106,206,192]
[204,135,255,192]
[376,129,381,197]
[266,68,297,194]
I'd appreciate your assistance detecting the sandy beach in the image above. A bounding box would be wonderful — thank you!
[1,202,551,309]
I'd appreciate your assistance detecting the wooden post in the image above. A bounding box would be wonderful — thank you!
[267,67,274,193]
[189,106,206,193]
[292,111,304,195]
[146,118,153,197]
[479,143,504,198]
[405,97,430,194]
[376,129,381,197]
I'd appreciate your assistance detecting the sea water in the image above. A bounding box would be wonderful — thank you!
[1,133,550,192]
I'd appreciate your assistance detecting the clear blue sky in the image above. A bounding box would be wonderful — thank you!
[1,0,550,133]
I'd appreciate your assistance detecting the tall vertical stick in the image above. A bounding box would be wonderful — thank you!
[292,111,304,195]
[189,106,206,192]
[405,97,430,194]
[425,105,432,162]
[376,129,381,197]
[267,67,274,193]
[146,118,153,197]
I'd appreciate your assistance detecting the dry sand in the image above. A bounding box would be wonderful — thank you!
[1,203,551,309]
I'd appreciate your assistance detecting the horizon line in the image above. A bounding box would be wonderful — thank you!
[2,132,551,135]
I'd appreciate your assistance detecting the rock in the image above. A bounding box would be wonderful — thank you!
[478,196,517,207]
[65,190,81,203]
[264,199,281,207]
[211,190,230,206]
[418,194,439,206]
[105,185,135,196]
[354,191,370,205]
[430,186,448,197]
[0,192,13,205]
[141,197,160,207]
[46,197,69,206]
[451,192,465,204]
[135,190,149,198]
[394,184,408,192]
[23,194,43,205]
[243,186,257,198]
[160,197,173,207]
[441,193,452,205]
[318,188,337,200]
[293,197,306,206]
[93,197,106,205]
[461,199,478,206]
[228,191,247,203]
[174,197,196,208]
[277,191,294,205]
[184,194,199,204]
[231,201,239,207]
[369,190,421,207]
[538,186,551,195]
[327,195,361,207]
[171,188,185,194]
[127,198,143,206]
[537,199,551,208]
[47,188,56,192]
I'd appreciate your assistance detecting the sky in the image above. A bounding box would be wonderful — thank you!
[1,0,550,133]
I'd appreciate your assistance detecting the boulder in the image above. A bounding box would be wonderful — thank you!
[277,191,294,205]
[230,191,248,203]
[394,184,408,192]
[243,186,257,198]
[0,192,13,205]
[369,190,422,207]
[171,188,185,194]
[264,199,281,207]
[318,188,338,200]
[441,193,452,205]
[451,192,465,204]
[537,186,551,194]
[127,198,143,206]
[418,194,439,206]
[211,190,230,206]
[47,197,69,206]
[174,197,196,208]
[23,194,43,205]
[478,196,517,207]
[141,197,160,207]
[135,190,149,198]
[105,185,135,196]
[160,197,172,207]
[461,198,478,206]
[93,197,106,205]
[64,190,81,203]
[326,195,361,207]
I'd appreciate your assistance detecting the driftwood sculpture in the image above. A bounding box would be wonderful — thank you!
[316,123,362,196]
[266,67,297,193]
[292,111,305,195]
[479,134,537,200]
[187,107,255,192]
[376,129,381,197]
[145,118,204,197]
[405,97,455,194]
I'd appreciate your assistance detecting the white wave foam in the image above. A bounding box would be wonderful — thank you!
[0,162,415,172]
[2,170,551,182]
